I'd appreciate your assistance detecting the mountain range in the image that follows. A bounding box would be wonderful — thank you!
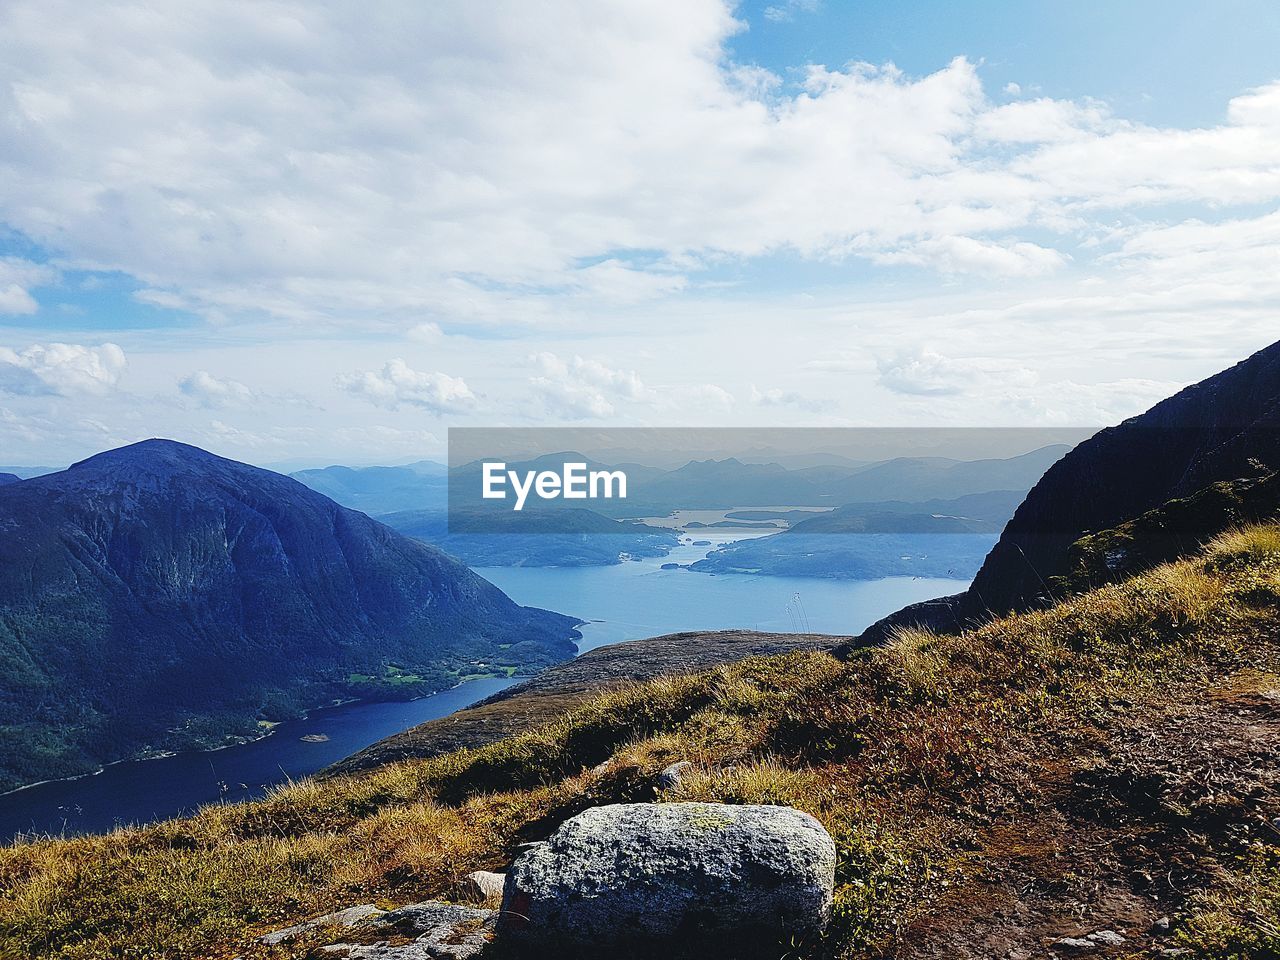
[0,441,578,792]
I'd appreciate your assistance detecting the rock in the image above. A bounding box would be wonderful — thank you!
[500,802,835,955]
[320,901,497,959]
[656,760,693,790]
[464,870,506,902]
[1088,930,1125,947]
[1152,916,1171,934]
[258,903,385,945]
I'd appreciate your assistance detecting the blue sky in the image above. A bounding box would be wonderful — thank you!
[732,0,1280,126]
[1,1,1278,466]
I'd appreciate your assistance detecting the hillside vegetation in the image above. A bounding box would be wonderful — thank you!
[0,441,578,792]
[2,527,1280,958]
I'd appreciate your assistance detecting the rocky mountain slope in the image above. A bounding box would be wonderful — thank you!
[0,440,578,792]
[857,339,1280,641]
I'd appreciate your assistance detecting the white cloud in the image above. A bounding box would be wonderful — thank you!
[670,383,735,414]
[407,322,444,342]
[337,359,476,414]
[178,370,255,407]
[877,349,972,396]
[763,0,820,23]
[528,353,648,420]
[0,342,126,396]
[872,237,1068,277]
[749,385,829,412]
[3,1,1278,334]
[0,258,56,315]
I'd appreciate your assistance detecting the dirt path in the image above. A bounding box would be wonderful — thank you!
[898,664,1280,959]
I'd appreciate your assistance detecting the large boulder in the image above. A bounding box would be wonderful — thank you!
[500,802,836,956]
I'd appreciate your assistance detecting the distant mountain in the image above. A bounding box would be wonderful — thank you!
[0,466,57,480]
[0,474,19,486]
[782,490,1024,533]
[0,440,578,792]
[854,339,1280,642]
[448,449,1069,519]
[290,463,449,514]
[379,507,679,567]
[686,492,1020,580]
[823,446,1071,503]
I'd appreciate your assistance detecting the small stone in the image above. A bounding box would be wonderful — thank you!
[258,903,385,945]
[1087,930,1125,946]
[1052,937,1097,952]
[657,760,693,790]
[325,901,497,960]
[464,870,505,902]
[1152,916,1171,934]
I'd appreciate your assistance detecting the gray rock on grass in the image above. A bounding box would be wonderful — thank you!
[500,802,835,955]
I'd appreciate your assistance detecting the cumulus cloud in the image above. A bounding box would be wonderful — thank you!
[876,348,1037,397]
[528,353,648,420]
[178,371,255,407]
[749,385,830,412]
[3,0,1279,333]
[337,359,476,414]
[0,342,126,396]
[0,258,56,315]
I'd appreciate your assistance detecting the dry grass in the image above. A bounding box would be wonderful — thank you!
[2,529,1280,958]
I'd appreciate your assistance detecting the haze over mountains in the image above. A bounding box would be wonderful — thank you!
[0,441,578,792]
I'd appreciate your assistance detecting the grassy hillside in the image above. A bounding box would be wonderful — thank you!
[3,527,1280,958]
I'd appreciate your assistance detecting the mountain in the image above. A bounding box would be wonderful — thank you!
[379,507,679,566]
[0,440,578,792]
[290,462,449,514]
[856,339,1280,641]
[0,474,19,486]
[969,341,1280,615]
[448,448,1071,520]
[823,445,1072,503]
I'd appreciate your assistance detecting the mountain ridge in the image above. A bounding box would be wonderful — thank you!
[0,439,579,792]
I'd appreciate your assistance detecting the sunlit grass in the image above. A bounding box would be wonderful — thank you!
[1,527,1278,958]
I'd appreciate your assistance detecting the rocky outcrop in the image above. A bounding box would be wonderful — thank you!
[500,802,836,956]
[263,901,497,959]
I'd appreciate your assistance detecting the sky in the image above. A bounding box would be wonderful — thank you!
[1,0,1279,468]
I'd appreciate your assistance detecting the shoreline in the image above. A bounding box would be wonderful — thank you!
[0,662,569,800]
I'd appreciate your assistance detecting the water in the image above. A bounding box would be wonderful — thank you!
[0,678,516,841]
[477,528,967,653]
[0,525,968,842]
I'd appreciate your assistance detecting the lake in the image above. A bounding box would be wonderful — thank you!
[0,528,967,841]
